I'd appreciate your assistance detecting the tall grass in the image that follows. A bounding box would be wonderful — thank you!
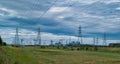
[0,46,120,64]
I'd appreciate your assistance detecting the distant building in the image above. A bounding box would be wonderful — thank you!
[109,43,120,47]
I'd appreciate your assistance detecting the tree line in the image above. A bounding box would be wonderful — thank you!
[0,36,6,46]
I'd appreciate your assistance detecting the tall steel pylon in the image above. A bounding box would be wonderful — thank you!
[77,25,83,45]
[20,39,24,46]
[50,40,54,46]
[14,27,20,46]
[103,32,107,46]
[37,27,41,46]
[96,36,99,45]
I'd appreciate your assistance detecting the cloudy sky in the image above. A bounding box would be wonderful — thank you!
[0,0,120,45]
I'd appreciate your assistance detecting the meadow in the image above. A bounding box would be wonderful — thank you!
[0,46,120,64]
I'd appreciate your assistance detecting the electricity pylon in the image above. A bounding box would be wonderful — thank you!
[103,32,107,46]
[77,25,83,45]
[14,27,20,46]
[36,27,41,46]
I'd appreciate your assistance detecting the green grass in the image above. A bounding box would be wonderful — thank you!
[0,46,120,64]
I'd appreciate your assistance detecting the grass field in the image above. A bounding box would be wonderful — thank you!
[0,46,120,64]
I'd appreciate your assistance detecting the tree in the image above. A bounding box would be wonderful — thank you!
[3,42,7,46]
[0,36,3,46]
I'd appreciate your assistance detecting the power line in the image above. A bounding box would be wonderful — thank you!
[34,0,58,46]
[39,0,58,18]
[56,0,78,13]
[39,0,77,18]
